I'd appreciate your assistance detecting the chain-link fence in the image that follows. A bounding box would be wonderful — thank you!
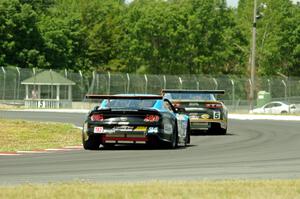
[1,66,300,111]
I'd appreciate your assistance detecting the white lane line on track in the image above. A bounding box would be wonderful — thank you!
[45,148,81,151]
[1,146,83,156]
[229,114,300,121]
[64,146,83,149]
[17,150,50,154]
[0,153,20,156]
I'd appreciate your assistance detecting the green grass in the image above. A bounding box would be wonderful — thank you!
[0,119,81,152]
[0,180,300,199]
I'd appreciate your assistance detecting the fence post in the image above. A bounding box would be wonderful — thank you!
[16,67,20,100]
[79,70,83,99]
[196,81,200,90]
[13,68,16,100]
[213,78,218,90]
[88,71,95,95]
[126,73,130,94]
[64,68,68,78]
[178,77,183,89]
[281,79,287,101]
[287,77,291,102]
[230,79,235,107]
[32,68,36,97]
[248,79,252,110]
[49,69,54,99]
[96,73,99,95]
[163,75,166,89]
[1,67,6,100]
[64,69,68,99]
[107,71,111,95]
[144,74,148,94]
[267,79,271,94]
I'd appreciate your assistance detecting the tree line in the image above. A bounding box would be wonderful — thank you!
[0,0,299,76]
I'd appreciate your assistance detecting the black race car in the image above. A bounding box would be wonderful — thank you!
[82,94,190,150]
[162,89,228,135]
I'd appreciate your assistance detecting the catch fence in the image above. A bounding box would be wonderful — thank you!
[1,67,300,111]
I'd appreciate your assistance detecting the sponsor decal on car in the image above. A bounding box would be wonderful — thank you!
[134,126,147,132]
[115,126,134,132]
[148,127,158,133]
[213,111,221,119]
[118,122,129,125]
[104,129,115,133]
[201,114,210,119]
[94,126,104,133]
[190,115,199,119]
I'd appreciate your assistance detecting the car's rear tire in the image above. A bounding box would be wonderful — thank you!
[168,122,178,149]
[208,123,227,135]
[219,127,227,135]
[82,134,100,150]
[185,123,191,146]
[169,133,178,149]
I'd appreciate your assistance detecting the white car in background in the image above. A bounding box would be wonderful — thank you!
[251,101,297,114]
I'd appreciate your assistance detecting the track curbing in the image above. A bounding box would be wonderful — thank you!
[0,145,83,156]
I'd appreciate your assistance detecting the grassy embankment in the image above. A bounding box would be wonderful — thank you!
[0,119,81,151]
[0,180,300,199]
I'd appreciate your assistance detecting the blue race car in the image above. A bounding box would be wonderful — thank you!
[82,94,190,149]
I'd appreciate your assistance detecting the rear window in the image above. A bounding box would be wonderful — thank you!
[167,93,215,101]
[102,99,157,109]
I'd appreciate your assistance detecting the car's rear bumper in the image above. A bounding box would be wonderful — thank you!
[101,135,148,143]
[190,119,227,130]
[84,126,172,145]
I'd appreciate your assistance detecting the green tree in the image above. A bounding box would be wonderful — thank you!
[237,0,300,76]
[38,0,88,70]
[122,0,246,75]
[81,0,126,72]
[0,0,47,68]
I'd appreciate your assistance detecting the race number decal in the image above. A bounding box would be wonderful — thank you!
[39,100,45,108]
[94,126,104,133]
[213,111,221,119]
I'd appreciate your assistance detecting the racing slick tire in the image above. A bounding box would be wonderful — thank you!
[219,127,227,135]
[82,134,100,150]
[184,122,191,147]
[208,123,227,135]
[168,122,178,149]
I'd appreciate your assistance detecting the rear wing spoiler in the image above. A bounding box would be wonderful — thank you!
[161,89,225,95]
[85,94,163,100]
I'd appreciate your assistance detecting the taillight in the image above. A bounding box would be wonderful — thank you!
[91,114,104,121]
[144,115,160,122]
[205,103,222,109]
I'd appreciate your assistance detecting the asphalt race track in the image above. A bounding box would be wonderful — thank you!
[1,110,300,184]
